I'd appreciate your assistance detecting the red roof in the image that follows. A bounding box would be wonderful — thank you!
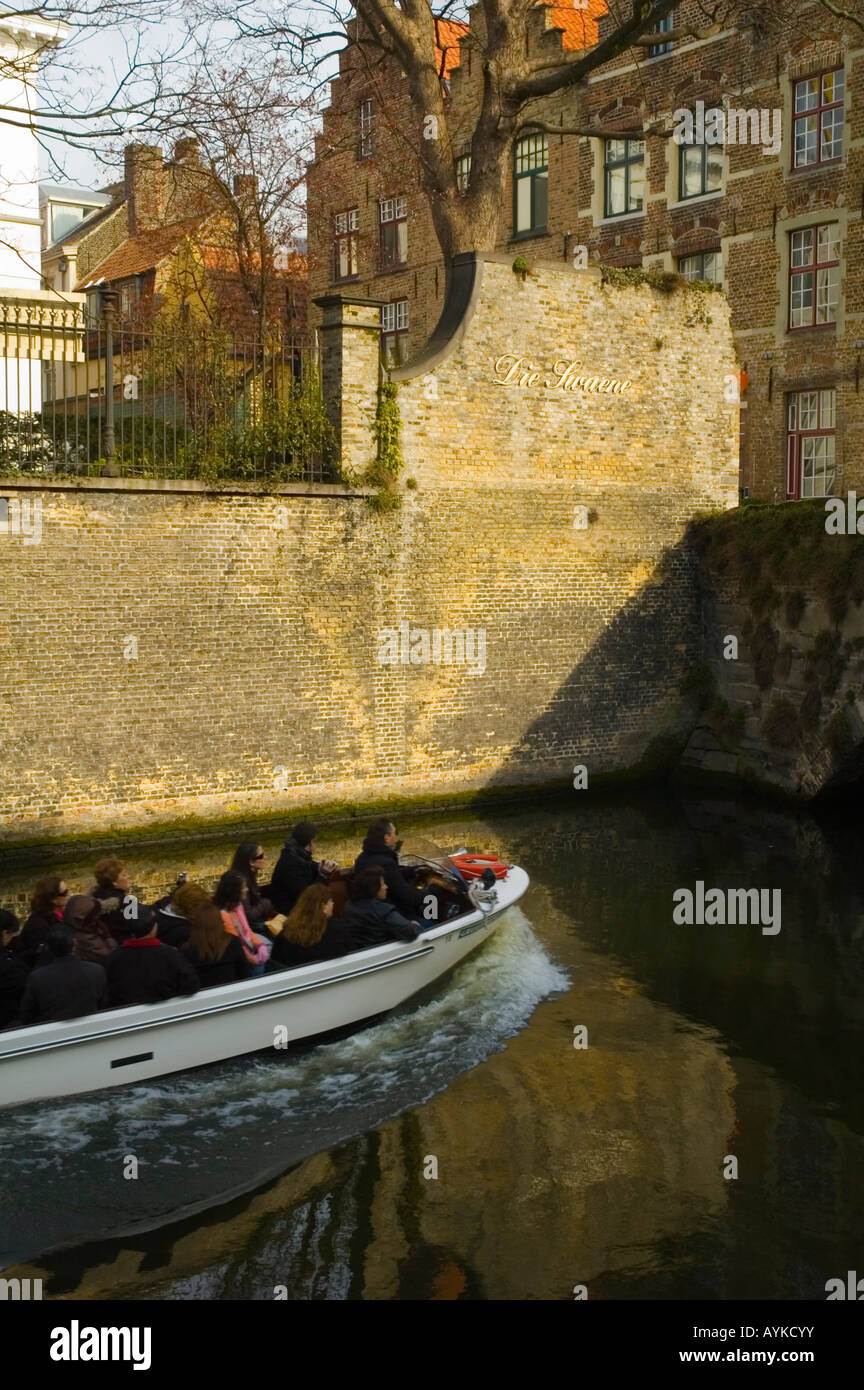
[435,18,468,77]
[435,1,607,75]
[549,0,608,51]
[77,217,205,289]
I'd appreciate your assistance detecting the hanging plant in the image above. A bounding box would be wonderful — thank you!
[363,379,405,512]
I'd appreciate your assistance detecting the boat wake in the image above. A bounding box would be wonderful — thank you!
[0,907,566,1266]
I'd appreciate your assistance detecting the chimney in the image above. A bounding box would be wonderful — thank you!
[125,144,165,235]
[233,173,258,197]
[173,137,200,162]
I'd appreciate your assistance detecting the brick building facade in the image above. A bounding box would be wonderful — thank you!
[42,141,306,336]
[306,2,864,502]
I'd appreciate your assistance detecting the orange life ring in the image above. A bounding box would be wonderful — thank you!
[449,852,509,881]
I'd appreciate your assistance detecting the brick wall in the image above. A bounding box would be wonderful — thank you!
[74,205,128,284]
[0,257,736,846]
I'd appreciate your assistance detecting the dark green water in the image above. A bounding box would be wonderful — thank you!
[1,788,862,1300]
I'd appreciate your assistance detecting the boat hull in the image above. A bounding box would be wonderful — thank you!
[0,867,528,1109]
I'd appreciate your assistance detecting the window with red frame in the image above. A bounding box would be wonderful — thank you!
[379,197,407,269]
[787,389,835,499]
[333,209,358,281]
[793,69,844,169]
[789,224,840,329]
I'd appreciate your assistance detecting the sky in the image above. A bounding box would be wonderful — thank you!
[30,1,342,192]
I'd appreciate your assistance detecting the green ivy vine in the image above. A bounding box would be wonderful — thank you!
[364,379,405,512]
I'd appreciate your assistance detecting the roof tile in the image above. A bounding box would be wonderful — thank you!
[77,217,206,289]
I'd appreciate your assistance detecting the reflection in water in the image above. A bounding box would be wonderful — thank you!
[1,790,863,1299]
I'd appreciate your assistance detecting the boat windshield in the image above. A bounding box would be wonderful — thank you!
[398,836,469,886]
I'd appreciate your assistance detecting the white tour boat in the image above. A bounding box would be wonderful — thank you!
[0,855,528,1110]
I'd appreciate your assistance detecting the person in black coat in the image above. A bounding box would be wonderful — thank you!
[182,904,252,989]
[18,926,107,1026]
[343,869,422,948]
[13,875,70,969]
[104,909,199,1007]
[271,884,353,968]
[92,857,153,944]
[153,880,211,949]
[0,910,29,1028]
[353,817,426,918]
[269,822,337,916]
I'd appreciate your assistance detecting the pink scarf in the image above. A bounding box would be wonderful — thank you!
[221,905,271,966]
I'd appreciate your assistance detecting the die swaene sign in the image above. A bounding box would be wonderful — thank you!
[493,354,633,395]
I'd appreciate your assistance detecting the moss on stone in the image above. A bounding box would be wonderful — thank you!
[762,696,801,748]
[0,777,578,866]
[691,499,864,624]
[679,663,715,712]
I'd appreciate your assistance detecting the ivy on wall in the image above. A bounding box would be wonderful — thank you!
[362,379,405,512]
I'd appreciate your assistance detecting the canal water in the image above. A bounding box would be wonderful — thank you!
[0,789,862,1300]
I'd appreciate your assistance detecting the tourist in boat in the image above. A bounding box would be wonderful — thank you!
[13,875,70,969]
[353,818,426,918]
[0,909,28,1028]
[229,843,276,935]
[92,858,139,943]
[104,908,199,1007]
[182,904,252,988]
[62,895,117,964]
[271,884,353,968]
[154,880,211,948]
[344,868,422,947]
[268,822,337,916]
[17,926,107,1025]
[214,871,272,977]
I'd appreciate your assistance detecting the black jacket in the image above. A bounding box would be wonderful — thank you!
[183,935,251,989]
[18,956,107,1026]
[93,886,143,944]
[271,917,353,968]
[105,938,199,1007]
[353,841,425,916]
[269,840,322,915]
[0,946,29,1028]
[12,911,60,970]
[154,903,192,949]
[344,898,420,948]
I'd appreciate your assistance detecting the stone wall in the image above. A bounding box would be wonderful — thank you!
[679,502,864,798]
[0,256,737,847]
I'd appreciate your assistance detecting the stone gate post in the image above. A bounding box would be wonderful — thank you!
[313,293,382,477]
